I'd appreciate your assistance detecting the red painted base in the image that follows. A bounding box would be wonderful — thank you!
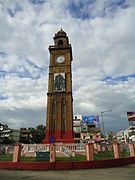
[0,157,135,170]
[43,130,74,144]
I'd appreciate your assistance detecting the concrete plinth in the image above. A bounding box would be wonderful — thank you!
[5,145,9,155]
[97,143,102,152]
[12,144,21,162]
[86,143,94,161]
[113,142,121,159]
[50,144,56,163]
[129,143,135,157]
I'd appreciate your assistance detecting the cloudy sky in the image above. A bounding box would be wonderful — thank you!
[0,0,135,132]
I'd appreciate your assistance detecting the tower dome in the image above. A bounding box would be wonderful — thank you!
[54,28,69,46]
[55,28,67,37]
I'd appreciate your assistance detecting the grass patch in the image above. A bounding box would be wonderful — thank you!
[0,154,13,161]
[56,152,115,161]
[94,151,114,160]
[20,156,36,162]
[0,151,131,162]
[121,151,130,158]
[56,155,86,161]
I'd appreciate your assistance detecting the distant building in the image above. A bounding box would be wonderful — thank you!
[81,125,101,143]
[0,123,12,143]
[124,126,135,142]
[11,129,20,143]
[0,123,4,131]
[20,128,33,144]
[116,130,125,143]
[73,115,101,143]
[73,115,82,143]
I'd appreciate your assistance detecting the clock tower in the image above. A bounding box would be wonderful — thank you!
[45,29,74,143]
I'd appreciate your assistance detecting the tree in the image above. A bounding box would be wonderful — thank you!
[108,131,115,144]
[2,137,15,144]
[31,125,46,144]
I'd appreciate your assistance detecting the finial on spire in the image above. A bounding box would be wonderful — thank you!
[55,28,67,37]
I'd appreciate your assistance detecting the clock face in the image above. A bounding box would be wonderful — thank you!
[56,56,65,63]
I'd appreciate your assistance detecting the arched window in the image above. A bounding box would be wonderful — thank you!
[58,40,63,46]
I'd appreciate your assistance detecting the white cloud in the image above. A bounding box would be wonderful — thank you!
[0,0,135,132]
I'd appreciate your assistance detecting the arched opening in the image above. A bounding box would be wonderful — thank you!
[58,40,63,46]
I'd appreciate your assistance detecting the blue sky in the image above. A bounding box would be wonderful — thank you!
[0,0,135,132]
[103,74,135,85]
[68,0,129,19]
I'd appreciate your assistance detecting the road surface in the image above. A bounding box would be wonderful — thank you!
[0,164,135,180]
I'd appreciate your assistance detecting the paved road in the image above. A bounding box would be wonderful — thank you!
[0,164,135,180]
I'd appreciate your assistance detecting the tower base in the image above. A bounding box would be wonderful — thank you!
[43,130,74,144]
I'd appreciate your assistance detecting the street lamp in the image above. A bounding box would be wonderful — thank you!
[101,110,112,141]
